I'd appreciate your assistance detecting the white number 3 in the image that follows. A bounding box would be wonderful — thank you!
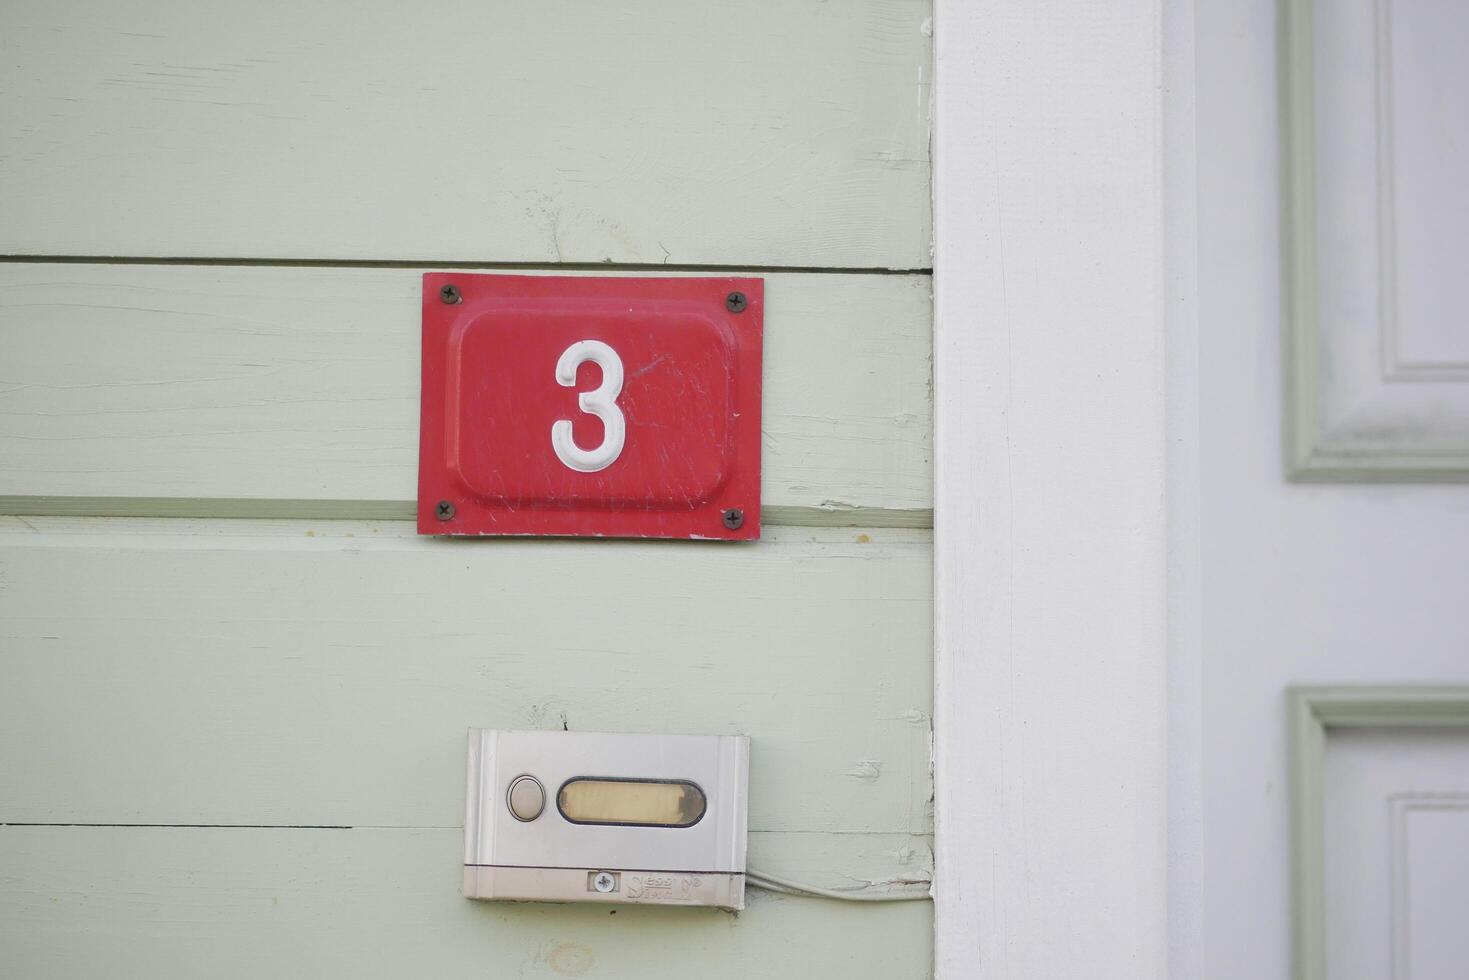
[551,340,626,473]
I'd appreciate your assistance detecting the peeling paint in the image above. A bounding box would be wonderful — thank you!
[882,707,931,727]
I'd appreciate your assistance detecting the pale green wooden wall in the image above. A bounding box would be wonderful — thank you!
[0,2,935,977]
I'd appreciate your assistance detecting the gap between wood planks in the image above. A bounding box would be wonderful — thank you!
[0,824,930,839]
[0,255,932,276]
[0,498,935,530]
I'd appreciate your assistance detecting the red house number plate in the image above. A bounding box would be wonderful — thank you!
[418,274,763,539]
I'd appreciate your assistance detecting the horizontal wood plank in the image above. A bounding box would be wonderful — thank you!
[0,265,933,519]
[0,1,932,268]
[0,519,933,833]
[0,827,932,979]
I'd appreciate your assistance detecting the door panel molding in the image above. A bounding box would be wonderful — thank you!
[1282,0,1469,480]
[1389,794,1469,980]
[1288,687,1469,980]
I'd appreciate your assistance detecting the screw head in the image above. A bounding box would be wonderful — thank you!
[435,499,456,521]
[721,508,745,530]
[592,871,617,893]
[439,284,462,305]
[725,291,748,313]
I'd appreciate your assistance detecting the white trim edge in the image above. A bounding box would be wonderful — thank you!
[933,2,1174,977]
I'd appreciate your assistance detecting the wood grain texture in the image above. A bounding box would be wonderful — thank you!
[0,265,933,518]
[932,0,1171,975]
[0,826,933,980]
[0,518,933,833]
[0,0,932,268]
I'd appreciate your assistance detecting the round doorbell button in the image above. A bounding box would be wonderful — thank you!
[507,775,545,822]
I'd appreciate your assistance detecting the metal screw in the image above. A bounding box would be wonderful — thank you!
[592,871,617,893]
[725,291,747,313]
[721,508,744,530]
[436,499,455,521]
[439,284,462,305]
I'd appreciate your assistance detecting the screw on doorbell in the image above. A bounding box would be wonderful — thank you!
[590,871,619,893]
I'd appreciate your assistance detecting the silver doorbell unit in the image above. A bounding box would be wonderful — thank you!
[463,729,750,909]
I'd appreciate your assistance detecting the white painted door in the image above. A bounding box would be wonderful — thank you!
[1197,0,1469,978]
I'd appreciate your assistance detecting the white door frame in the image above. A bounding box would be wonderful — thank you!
[932,1,1198,976]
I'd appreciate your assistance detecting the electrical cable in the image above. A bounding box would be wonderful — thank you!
[745,868,931,902]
